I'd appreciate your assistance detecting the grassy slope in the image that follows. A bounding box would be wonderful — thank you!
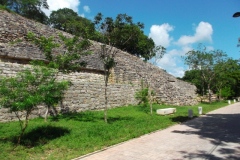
[0,101,228,160]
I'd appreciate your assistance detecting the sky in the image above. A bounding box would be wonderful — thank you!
[43,0,240,77]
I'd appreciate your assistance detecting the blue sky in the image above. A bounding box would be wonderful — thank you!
[44,0,240,77]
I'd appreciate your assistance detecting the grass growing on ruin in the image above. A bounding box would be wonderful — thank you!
[0,101,228,160]
[0,5,12,12]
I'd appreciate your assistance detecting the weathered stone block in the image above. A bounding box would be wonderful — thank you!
[156,108,176,115]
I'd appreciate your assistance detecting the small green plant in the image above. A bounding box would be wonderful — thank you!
[129,81,134,86]
[135,88,149,106]
[0,5,11,12]
[9,39,23,45]
[218,86,234,99]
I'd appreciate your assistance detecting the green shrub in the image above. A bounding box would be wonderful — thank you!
[220,87,234,99]
[135,88,149,106]
[0,5,11,12]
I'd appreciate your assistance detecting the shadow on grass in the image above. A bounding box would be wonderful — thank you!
[107,116,134,124]
[170,116,197,123]
[51,112,100,122]
[11,125,70,148]
[137,104,150,113]
[50,112,134,124]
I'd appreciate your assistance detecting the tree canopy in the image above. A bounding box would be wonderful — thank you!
[182,45,240,101]
[93,13,156,60]
[184,45,229,102]
[182,58,240,100]
[0,0,49,24]
[49,8,95,38]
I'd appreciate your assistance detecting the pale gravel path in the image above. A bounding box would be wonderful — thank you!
[74,103,240,160]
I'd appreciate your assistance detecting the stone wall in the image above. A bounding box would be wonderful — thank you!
[0,62,139,122]
[82,44,197,106]
[0,10,198,122]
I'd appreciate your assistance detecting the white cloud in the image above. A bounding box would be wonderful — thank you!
[155,49,187,78]
[43,0,81,16]
[206,46,214,51]
[177,21,213,46]
[149,23,174,47]
[83,5,90,13]
[149,21,214,78]
[169,67,185,78]
[79,13,85,17]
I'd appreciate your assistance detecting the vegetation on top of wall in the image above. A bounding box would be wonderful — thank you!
[93,13,157,61]
[27,32,92,73]
[49,8,95,39]
[0,0,49,24]
[0,4,12,12]
[1,0,158,61]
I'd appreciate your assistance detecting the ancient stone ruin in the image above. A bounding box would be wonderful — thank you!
[0,10,198,122]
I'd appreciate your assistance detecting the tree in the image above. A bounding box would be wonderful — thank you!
[146,45,165,114]
[27,32,91,72]
[184,45,228,103]
[94,13,137,122]
[49,8,78,32]
[181,70,204,96]
[228,61,240,97]
[0,27,91,143]
[27,32,91,119]
[134,45,165,114]
[99,44,117,123]
[1,0,49,24]
[34,64,70,122]
[135,87,149,106]
[107,24,156,61]
[49,8,95,38]
[0,65,69,144]
[213,59,240,99]
[93,13,156,60]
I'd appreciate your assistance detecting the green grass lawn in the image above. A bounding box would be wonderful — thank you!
[0,101,228,160]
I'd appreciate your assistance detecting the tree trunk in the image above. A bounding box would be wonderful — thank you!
[17,110,31,144]
[208,85,211,103]
[219,89,222,101]
[149,87,153,115]
[51,106,57,116]
[18,120,28,144]
[104,70,109,123]
[44,105,49,122]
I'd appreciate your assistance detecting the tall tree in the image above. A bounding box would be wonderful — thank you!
[213,59,240,99]
[94,13,138,122]
[184,44,228,103]
[27,32,91,120]
[94,13,155,60]
[147,45,165,114]
[181,70,204,96]
[99,44,118,123]
[49,8,95,38]
[49,8,78,32]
